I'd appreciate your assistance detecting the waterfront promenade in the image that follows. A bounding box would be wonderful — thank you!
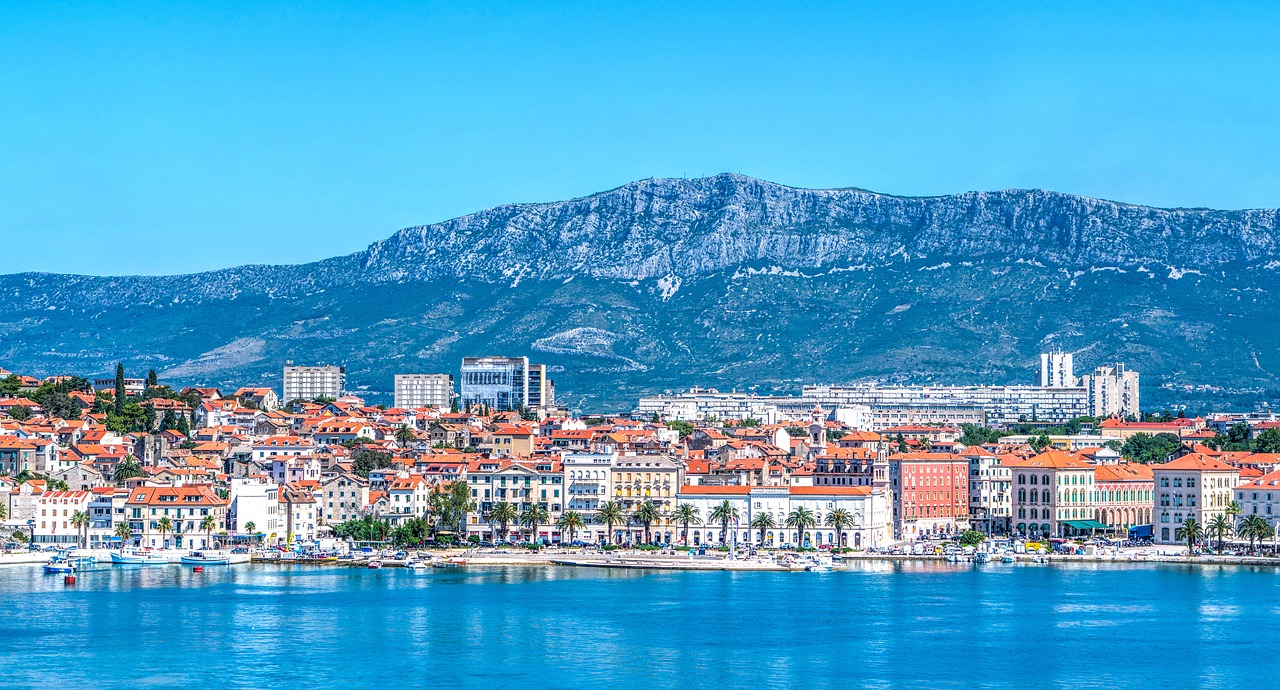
[2,560,1276,689]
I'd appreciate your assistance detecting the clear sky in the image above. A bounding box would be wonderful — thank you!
[4,1,1280,275]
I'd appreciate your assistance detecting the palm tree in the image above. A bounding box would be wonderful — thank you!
[707,500,739,545]
[632,500,663,545]
[1225,500,1243,525]
[157,517,173,548]
[669,504,701,545]
[244,520,257,543]
[557,511,586,545]
[786,506,817,549]
[749,512,775,547]
[595,501,627,546]
[395,425,416,447]
[487,502,519,543]
[70,510,89,549]
[114,521,132,545]
[113,456,146,484]
[1207,514,1233,552]
[200,514,219,548]
[1175,516,1202,555]
[826,508,854,550]
[1240,514,1268,551]
[520,503,550,545]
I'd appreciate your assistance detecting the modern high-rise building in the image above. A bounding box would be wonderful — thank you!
[282,364,345,403]
[1040,348,1076,388]
[394,374,454,409]
[527,363,555,409]
[1081,364,1141,418]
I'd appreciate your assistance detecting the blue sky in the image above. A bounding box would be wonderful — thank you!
[4,2,1280,275]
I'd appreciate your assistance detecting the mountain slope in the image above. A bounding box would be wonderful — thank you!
[4,173,1280,411]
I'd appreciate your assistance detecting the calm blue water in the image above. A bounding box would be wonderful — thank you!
[1,560,1276,689]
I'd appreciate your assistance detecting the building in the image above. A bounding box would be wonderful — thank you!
[964,447,1012,534]
[1093,462,1154,531]
[320,472,370,526]
[526,364,554,409]
[563,452,615,534]
[888,453,971,540]
[394,374,455,409]
[31,490,93,546]
[1234,470,1280,536]
[123,485,228,549]
[1082,364,1141,419]
[282,364,346,404]
[1152,454,1240,544]
[1009,451,1100,538]
[280,484,318,545]
[460,356,529,412]
[1040,348,1076,387]
[673,485,893,549]
[805,384,1089,427]
[228,477,281,540]
[92,377,146,396]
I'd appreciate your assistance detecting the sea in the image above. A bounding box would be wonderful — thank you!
[1,560,1276,689]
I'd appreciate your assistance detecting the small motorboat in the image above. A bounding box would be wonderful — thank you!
[180,551,230,565]
[1001,555,1015,563]
[44,557,77,574]
[404,559,431,572]
[367,560,384,569]
[972,552,989,564]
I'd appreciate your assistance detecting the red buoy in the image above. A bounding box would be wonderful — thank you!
[64,575,76,585]
[193,566,204,572]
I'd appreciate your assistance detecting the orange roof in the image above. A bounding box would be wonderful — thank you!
[1094,463,1154,482]
[1157,454,1238,472]
[1018,451,1093,469]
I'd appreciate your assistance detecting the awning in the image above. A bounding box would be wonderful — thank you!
[1062,520,1109,530]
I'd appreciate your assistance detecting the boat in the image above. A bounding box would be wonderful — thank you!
[180,551,231,565]
[367,560,383,569]
[972,552,989,564]
[404,559,431,572]
[110,546,169,565]
[44,557,77,574]
[1001,555,1015,563]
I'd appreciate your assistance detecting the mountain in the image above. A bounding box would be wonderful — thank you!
[4,172,1280,412]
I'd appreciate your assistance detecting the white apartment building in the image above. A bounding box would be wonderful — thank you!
[31,490,93,546]
[1082,363,1141,419]
[804,384,1088,426]
[1040,348,1077,387]
[1010,451,1098,538]
[229,477,281,539]
[394,374,454,409]
[965,448,1012,534]
[282,364,346,404]
[1152,454,1240,544]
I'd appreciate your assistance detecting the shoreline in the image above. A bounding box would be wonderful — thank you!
[8,549,1279,571]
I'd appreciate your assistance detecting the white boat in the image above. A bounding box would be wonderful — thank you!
[180,551,230,565]
[404,559,431,572]
[111,546,169,565]
[367,560,383,569]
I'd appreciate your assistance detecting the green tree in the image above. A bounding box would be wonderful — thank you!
[395,425,417,447]
[708,500,739,545]
[114,521,133,543]
[786,506,817,548]
[632,500,662,545]
[157,516,173,546]
[8,405,30,421]
[351,448,394,478]
[557,511,586,544]
[113,362,126,415]
[667,420,694,439]
[1253,428,1280,454]
[487,502,519,543]
[750,511,775,546]
[895,433,908,453]
[1030,434,1052,452]
[1239,514,1268,550]
[959,530,986,546]
[1175,516,1203,555]
[200,514,219,547]
[670,503,701,545]
[1207,514,1233,552]
[146,369,158,388]
[244,521,257,538]
[1225,500,1243,525]
[113,456,147,484]
[595,501,627,546]
[0,374,21,397]
[70,510,89,549]
[826,508,854,549]
[1120,433,1180,464]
